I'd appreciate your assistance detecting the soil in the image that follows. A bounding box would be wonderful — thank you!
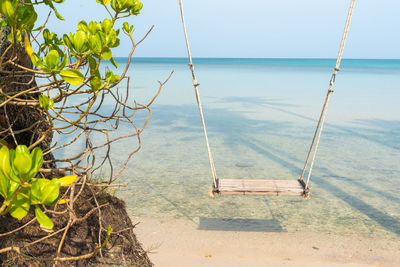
[0,185,153,266]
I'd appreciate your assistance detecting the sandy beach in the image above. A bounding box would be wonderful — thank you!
[134,216,400,267]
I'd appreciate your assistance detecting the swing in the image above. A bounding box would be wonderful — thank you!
[178,0,357,198]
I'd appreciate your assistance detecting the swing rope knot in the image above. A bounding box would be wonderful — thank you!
[303,189,311,199]
[329,73,337,85]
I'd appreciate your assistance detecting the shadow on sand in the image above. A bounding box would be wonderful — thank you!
[197,217,284,232]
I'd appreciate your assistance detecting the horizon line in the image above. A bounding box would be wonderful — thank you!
[122,56,400,60]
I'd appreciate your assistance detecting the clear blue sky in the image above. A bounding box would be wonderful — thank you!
[37,0,400,59]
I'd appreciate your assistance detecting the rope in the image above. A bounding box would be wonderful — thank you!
[299,0,357,195]
[178,0,218,189]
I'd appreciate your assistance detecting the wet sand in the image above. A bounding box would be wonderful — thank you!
[134,216,400,267]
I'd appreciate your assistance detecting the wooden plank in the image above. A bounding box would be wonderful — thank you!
[215,179,305,196]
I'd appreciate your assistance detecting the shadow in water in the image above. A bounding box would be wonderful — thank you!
[325,174,400,204]
[149,104,297,140]
[252,136,400,204]
[240,137,400,236]
[137,179,199,225]
[315,177,400,236]
[197,217,285,232]
[217,96,400,151]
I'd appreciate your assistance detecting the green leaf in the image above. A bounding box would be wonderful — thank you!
[88,56,97,73]
[131,0,143,15]
[63,34,73,49]
[13,145,32,181]
[52,7,64,20]
[123,22,130,33]
[120,0,130,10]
[28,147,43,179]
[88,34,102,52]
[0,20,7,28]
[0,0,15,18]
[24,30,34,57]
[31,178,49,204]
[35,206,54,231]
[97,0,111,6]
[59,54,68,70]
[106,71,120,85]
[8,171,20,184]
[17,5,38,30]
[0,145,11,180]
[90,75,104,92]
[8,29,22,44]
[39,94,54,111]
[43,50,60,71]
[57,198,69,205]
[106,30,117,47]
[39,179,60,206]
[77,20,88,32]
[96,31,106,46]
[102,47,112,60]
[110,57,117,68]
[31,178,60,206]
[8,150,20,184]
[110,0,120,12]
[42,29,51,43]
[106,71,113,82]
[111,37,119,48]
[9,194,30,220]
[43,0,64,20]
[15,145,29,155]
[30,53,45,70]
[88,21,98,35]
[32,25,44,32]
[0,172,9,199]
[58,175,77,186]
[73,30,88,52]
[102,19,113,33]
[6,181,19,202]
[59,69,85,85]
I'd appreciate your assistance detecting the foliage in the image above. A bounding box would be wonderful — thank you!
[0,0,158,181]
[1,0,141,93]
[0,0,169,262]
[0,145,76,231]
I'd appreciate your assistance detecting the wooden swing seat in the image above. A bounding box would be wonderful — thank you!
[213,179,306,196]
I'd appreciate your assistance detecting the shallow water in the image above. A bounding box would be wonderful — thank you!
[67,58,400,239]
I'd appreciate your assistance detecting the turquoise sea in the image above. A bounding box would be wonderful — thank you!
[65,58,400,239]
